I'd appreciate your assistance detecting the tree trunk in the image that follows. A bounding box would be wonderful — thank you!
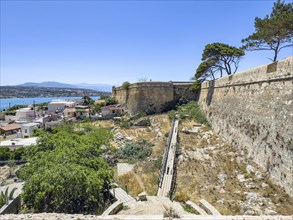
[273,39,280,62]
[273,50,278,62]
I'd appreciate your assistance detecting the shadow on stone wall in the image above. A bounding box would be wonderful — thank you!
[206,80,215,106]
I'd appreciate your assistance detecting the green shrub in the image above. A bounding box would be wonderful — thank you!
[0,147,10,160]
[182,203,199,214]
[174,190,190,202]
[154,156,163,170]
[0,147,26,161]
[168,110,176,120]
[121,81,131,89]
[117,140,153,163]
[105,97,118,106]
[169,101,210,127]
[0,187,17,208]
[120,119,132,128]
[7,105,26,111]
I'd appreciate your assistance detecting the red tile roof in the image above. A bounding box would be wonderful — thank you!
[0,124,21,132]
[63,108,76,113]
[101,104,123,110]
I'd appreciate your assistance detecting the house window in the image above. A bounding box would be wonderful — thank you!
[25,129,28,133]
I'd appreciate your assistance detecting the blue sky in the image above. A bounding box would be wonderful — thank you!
[1,0,292,86]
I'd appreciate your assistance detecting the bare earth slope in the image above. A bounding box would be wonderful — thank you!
[176,119,293,215]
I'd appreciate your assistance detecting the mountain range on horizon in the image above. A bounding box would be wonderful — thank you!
[15,81,114,92]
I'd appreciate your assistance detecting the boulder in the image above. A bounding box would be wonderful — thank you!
[133,118,151,127]
[138,192,147,201]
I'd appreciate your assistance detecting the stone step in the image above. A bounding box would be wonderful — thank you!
[110,187,134,203]
[185,200,208,215]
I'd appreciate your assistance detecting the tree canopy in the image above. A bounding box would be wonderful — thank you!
[104,97,118,106]
[82,95,94,105]
[194,58,218,81]
[20,124,115,214]
[242,0,293,62]
[121,81,131,89]
[194,43,244,83]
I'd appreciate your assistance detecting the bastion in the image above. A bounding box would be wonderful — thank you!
[113,81,197,115]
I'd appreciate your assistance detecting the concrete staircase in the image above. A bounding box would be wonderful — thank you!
[185,200,208,215]
[186,199,222,216]
[109,187,135,203]
[199,199,221,215]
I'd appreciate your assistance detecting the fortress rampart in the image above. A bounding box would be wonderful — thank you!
[113,56,293,196]
[113,81,197,114]
[198,56,293,196]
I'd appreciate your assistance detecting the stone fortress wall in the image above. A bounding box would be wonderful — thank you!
[113,56,293,196]
[198,56,293,196]
[113,81,197,115]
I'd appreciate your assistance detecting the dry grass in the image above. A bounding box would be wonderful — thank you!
[93,120,116,128]
[133,156,162,196]
[129,115,170,196]
[118,172,143,197]
[119,127,157,141]
[174,190,190,202]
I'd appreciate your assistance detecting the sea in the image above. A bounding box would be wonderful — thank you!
[0,96,100,111]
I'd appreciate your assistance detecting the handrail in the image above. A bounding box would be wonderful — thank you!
[158,117,176,188]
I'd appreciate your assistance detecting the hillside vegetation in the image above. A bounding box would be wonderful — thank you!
[0,86,111,98]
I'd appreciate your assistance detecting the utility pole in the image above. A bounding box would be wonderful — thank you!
[33,100,36,117]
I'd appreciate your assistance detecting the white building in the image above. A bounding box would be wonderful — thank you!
[101,104,124,118]
[5,108,35,122]
[21,123,40,138]
[0,137,38,150]
[48,100,76,113]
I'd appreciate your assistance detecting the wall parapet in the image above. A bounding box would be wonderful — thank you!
[201,56,292,89]
[114,81,173,91]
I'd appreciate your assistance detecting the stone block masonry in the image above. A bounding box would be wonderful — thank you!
[198,56,293,196]
[113,81,197,115]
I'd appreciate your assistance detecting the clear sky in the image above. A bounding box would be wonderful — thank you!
[1,0,292,86]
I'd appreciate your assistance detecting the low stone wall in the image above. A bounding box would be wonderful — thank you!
[102,200,123,216]
[0,214,292,220]
[198,56,293,196]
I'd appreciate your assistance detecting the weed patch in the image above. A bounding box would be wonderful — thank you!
[117,140,153,163]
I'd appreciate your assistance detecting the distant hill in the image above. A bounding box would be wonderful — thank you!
[74,83,113,92]
[0,86,111,99]
[18,81,77,88]
[17,81,114,92]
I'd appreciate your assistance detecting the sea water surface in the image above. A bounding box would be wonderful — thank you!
[0,96,100,111]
